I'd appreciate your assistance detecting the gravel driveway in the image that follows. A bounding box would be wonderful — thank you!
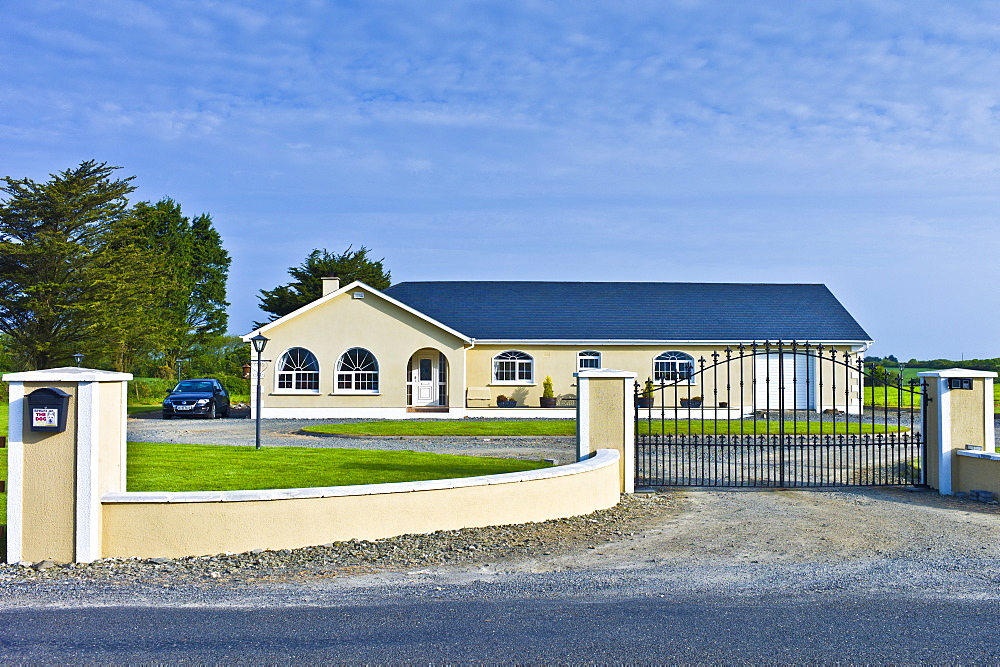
[6,412,999,608]
[4,485,1000,608]
[126,411,578,462]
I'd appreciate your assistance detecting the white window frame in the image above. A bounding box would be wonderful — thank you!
[492,350,535,385]
[274,347,321,394]
[335,347,380,394]
[578,350,602,371]
[653,351,696,385]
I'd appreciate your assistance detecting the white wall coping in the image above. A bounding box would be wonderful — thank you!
[956,450,1000,461]
[102,448,620,504]
[917,369,998,378]
[3,367,133,382]
[574,369,638,379]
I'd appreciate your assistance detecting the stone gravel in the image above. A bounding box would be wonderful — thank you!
[127,412,578,461]
[7,412,1000,609]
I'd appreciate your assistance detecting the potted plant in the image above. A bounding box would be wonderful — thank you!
[496,394,517,408]
[540,376,557,408]
[680,396,703,408]
[637,379,655,409]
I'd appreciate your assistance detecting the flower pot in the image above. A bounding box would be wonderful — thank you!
[497,399,517,408]
[680,399,703,408]
[539,397,558,408]
[636,397,654,409]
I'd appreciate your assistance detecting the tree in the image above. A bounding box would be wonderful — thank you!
[129,199,230,377]
[257,246,391,323]
[85,218,176,371]
[0,161,137,369]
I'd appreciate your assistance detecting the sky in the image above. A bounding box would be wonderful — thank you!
[2,1,999,360]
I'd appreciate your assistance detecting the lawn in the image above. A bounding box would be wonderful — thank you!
[0,442,550,524]
[637,420,909,435]
[304,420,577,437]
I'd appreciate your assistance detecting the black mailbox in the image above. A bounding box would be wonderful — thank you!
[27,387,71,433]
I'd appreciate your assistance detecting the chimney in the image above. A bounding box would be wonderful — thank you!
[322,276,341,296]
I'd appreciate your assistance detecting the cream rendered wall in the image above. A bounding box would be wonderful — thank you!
[466,344,861,409]
[18,381,78,563]
[100,451,622,558]
[258,287,468,409]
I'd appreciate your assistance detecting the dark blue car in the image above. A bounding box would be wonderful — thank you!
[162,379,231,419]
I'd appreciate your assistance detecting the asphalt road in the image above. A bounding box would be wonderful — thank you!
[2,592,997,662]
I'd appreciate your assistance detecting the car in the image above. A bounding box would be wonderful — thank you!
[162,378,231,419]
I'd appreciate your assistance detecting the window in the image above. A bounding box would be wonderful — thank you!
[654,351,695,383]
[493,350,533,383]
[277,348,320,391]
[578,350,602,370]
[337,348,379,392]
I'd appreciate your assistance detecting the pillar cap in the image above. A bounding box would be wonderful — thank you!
[574,369,638,379]
[917,368,997,378]
[3,367,133,382]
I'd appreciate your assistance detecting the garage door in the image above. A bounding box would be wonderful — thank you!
[754,353,814,411]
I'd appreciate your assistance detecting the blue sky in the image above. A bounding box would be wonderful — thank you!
[3,1,999,359]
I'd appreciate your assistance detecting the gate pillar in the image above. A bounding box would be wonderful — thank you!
[918,369,996,495]
[576,369,636,493]
[3,368,131,564]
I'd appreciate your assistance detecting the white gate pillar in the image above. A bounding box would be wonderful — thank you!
[918,369,996,495]
[3,367,131,564]
[576,369,636,493]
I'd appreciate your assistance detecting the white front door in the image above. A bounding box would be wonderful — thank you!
[412,353,438,406]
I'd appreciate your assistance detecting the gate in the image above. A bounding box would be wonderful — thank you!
[635,342,925,487]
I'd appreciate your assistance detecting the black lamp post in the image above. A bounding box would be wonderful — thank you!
[72,352,84,367]
[250,333,269,450]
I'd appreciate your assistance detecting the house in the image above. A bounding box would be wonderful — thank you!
[242,280,872,418]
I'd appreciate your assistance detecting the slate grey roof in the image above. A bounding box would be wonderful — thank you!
[382,281,871,342]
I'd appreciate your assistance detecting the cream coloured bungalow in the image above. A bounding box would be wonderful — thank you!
[242,280,873,419]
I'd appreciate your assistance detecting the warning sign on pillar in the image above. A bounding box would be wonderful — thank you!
[32,408,59,428]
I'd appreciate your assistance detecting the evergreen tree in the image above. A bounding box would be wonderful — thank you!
[0,161,136,369]
[129,199,230,377]
[257,246,390,323]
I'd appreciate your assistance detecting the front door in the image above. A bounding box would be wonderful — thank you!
[411,353,438,406]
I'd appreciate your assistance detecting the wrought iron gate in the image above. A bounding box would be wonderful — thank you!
[635,342,925,487]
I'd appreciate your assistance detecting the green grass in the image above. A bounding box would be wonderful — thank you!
[0,402,6,434]
[303,420,577,437]
[127,404,163,415]
[0,443,549,525]
[125,442,550,492]
[637,420,908,435]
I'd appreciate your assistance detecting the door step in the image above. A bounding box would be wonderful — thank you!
[406,407,449,413]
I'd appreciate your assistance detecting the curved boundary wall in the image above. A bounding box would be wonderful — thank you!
[5,368,635,563]
[99,449,621,559]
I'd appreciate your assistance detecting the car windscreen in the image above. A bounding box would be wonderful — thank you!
[173,381,214,392]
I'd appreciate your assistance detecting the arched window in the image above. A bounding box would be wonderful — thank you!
[578,350,602,370]
[277,347,320,391]
[654,351,695,383]
[337,348,379,392]
[493,350,533,383]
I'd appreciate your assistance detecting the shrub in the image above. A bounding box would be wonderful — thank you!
[542,376,555,399]
[130,377,172,404]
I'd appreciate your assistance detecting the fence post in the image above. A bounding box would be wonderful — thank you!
[576,369,637,493]
[918,369,996,495]
[3,368,131,564]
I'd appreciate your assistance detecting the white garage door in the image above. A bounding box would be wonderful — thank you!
[754,353,814,411]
